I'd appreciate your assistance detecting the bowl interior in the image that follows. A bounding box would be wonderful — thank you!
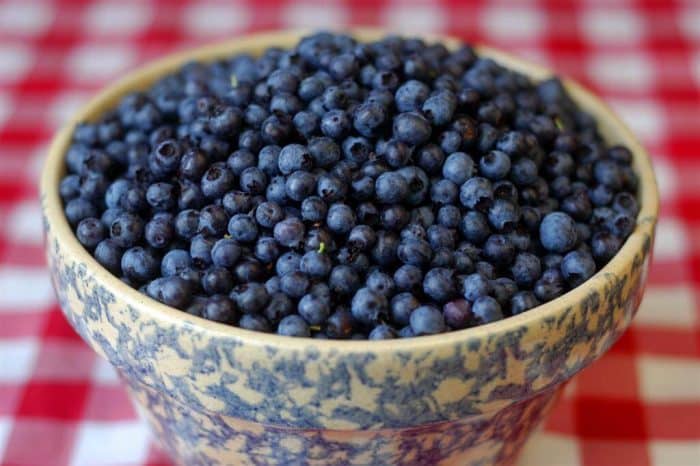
[41,28,659,351]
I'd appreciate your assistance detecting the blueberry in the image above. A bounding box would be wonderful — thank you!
[298,293,331,325]
[121,247,159,283]
[511,158,538,187]
[479,150,511,181]
[472,296,503,324]
[561,250,597,287]
[233,283,269,313]
[395,80,430,112]
[413,144,443,175]
[280,271,310,298]
[389,292,418,327]
[496,131,528,156]
[238,167,267,195]
[510,291,540,315]
[430,179,458,205]
[201,267,234,295]
[612,192,639,217]
[397,238,433,267]
[369,325,397,340]
[320,110,351,139]
[488,199,520,231]
[190,234,215,268]
[397,166,429,206]
[254,237,280,264]
[308,137,341,167]
[373,171,408,204]
[239,314,271,333]
[285,170,317,202]
[409,207,434,230]
[227,149,257,176]
[329,265,361,296]
[326,309,354,339]
[388,264,421,293]
[342,136,372,164]
[451,215,483,248]
[539,211,577,253]
[326,203,356,234]
[299,76,326,101]
[277,315,311,337]
[442,152,475,185]
[200,162,234,200]
[161,249,192,277]
[255,201,284,229]
[438,130,462,155]
[511,252,542,287]
[353,102,386,138]
[460,177,493,211]
[267,69,299,93]
[443,299,472,329]
[591,231,622,264]
[202,295,238,324]
[482,234,515,266]
[422,90,456,126]
[276,251,301,276]
[227,214,258,243]
[197,204,227,236]
[278,144,312,175]
[351,287,388,326]
[561,191,592,222]
[274,218,305,248]
[109,213,144,248]
[451,116,478,147]
[76,217,105,249]
[65,198,98,227]
[462,273,492,301]
[594,159,623,190]
[366,270,395,297]
[260,114,293,144]
[393,112,431,146]
[293,110,319,137]
[534,268,566,302]
[265,176,288,205]
[257,145,281,177]
[300,251,332,278]
[317,174,348,202]
[409,306,445,335]
[144,214,174,249]
[174,209,200,240]
[426,223,453,247]
[147,276,192,309]
[149,139,181,176]
[270,92,303,115]
[423,268,456,303]
[94,239,123,274]
[437,205,461,229]
[347,225,376,251]
[264,293,294,323]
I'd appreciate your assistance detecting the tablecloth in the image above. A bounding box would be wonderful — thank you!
[0,0,698,465]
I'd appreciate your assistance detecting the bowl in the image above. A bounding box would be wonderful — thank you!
[41,29,659,466]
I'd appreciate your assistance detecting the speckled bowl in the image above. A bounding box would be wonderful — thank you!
[41,30,658,466]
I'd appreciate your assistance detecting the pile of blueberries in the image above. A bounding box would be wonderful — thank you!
[60,32,639,339]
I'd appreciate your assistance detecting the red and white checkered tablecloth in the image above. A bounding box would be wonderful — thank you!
[0,1,699,465]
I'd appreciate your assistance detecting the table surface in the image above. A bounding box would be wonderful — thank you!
[1,1,699,465]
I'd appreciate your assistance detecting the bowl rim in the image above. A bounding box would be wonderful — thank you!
[41,28,659,352]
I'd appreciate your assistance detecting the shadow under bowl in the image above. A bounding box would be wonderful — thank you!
[41,29,659,466]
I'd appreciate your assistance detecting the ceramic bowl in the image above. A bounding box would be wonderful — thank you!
[41,29,659,466]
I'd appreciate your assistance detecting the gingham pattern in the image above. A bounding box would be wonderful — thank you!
[0,1,698,465]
